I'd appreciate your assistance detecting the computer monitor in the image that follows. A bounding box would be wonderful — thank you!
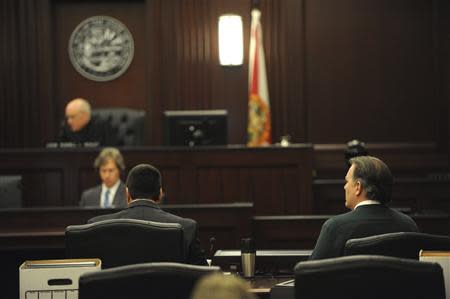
[163,110,228,146]
[0,175,23,208]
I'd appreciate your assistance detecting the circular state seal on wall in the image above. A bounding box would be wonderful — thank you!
[68,16,134,82]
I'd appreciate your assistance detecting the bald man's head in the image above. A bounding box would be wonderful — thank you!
[65,98,91,132]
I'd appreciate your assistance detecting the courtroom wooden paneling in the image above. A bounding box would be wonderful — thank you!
[0,203,253,250]
[253,213,450,250]
[6,0,449,149]
[49,0,307,146]
[253,216,325,249]
[313,143,449,177]
[312,143,450,214]
[440,0,450,153]
[306,0,440,144]
[0,145,313,215]
[313,178,450,215]
[53,0,147,117]
[1,0,55,147]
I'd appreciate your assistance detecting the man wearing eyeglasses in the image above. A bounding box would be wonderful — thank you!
[58,97,116,146]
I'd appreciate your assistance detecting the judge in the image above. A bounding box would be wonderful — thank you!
[58,98,117,146]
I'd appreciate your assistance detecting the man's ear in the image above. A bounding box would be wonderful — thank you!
[126,187,132,204]
[157,187,164,202]
[355,180,362,196]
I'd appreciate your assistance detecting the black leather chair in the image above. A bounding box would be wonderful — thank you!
[79,262,220,299]
[92,108,145,146]
[295,255,445,299]
[344,232,450,259]
[65,219,185,269]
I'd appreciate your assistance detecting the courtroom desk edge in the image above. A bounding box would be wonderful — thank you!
[253,215,334,221]
[313,142,438,151]
[0,202,254,216]
[254,212,450,221]
[1,143,313,153]
[0,202,253,212]
[162,202,253,209]
[314,178,450,184]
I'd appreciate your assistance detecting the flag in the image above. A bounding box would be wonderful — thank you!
[247,9,272,146]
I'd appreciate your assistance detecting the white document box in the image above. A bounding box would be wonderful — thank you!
[19,259,101,299]
[420,250,450,299]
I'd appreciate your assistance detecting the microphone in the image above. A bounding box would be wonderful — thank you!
[209,237,216,259]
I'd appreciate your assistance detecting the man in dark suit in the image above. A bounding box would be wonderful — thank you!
[87,163,208,265]
[309,156,419,260]
[58,98,117,146]
[80,148,127,208]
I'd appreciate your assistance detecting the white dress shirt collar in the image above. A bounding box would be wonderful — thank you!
[354,199,381,210]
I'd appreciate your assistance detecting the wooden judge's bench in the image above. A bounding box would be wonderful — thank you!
[0,144,314,215]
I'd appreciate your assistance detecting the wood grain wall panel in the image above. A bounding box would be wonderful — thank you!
[438,0,450,153]
[260,0,306,142]
[1,0,54,147]
[147,0,306,145]
[313,143,450,215]
[313,143,449,178]
[79,166,100,200]
[152,0,249,145]
[0,146,313,214]
[305,0,439,143]
[2,0,450,172]
[52,0,147,123]
[194,165,306,215]
[197,168,223,203]
[159,167,182,205]
[253,214,450,249]
[23,171,63,207]
[0,170,63,207]
[221,168,243,203]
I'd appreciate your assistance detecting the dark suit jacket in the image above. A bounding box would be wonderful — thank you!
[309,204,419,260]
[58,115,117,146]
[79,181,127,208]
[87,199,208,266]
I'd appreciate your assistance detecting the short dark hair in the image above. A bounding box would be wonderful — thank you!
[349,156,393,204]
[126,164,161,200]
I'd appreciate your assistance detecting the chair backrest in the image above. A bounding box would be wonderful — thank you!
[65,219,185,269]
[92,108,145,146]
[344,232,450,259]
[295,255,445,299]
[79,262,220,299]
[0,175,22,208]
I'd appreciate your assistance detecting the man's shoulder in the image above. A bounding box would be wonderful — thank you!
[83,185,101,195]
[81,185,101,200]
[320,210,360,234]
[387,207,419,227]
[87,211,121,224]
[162,210,197,226]
[326,210,354,225]
[80,185,101,206]
[388,206,413,218]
